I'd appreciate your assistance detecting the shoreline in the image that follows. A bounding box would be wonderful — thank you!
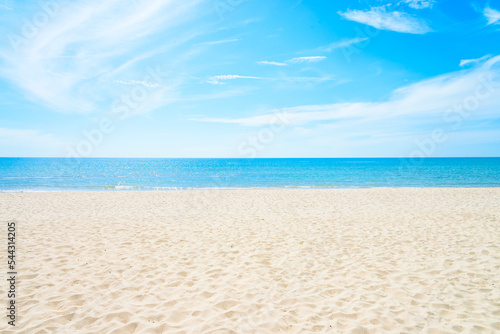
[2,185,500,193]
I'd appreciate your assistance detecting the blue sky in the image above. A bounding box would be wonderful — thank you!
[0,0,499,157]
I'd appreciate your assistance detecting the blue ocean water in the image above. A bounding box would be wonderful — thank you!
[0,158,499,191]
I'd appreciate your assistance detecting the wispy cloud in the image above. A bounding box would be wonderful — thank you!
[114,80,162,88]
[196,38,239,46]
[484,6,500,25]
[211,75,263,80]
[402,0,434,9]
[196,55,500,127]
[205,73,333,86]
[207,74,263,85]
[288,56,327,63]
[317,37,369,52]
[257,60,288,66]
[338,6,432,34]
[0,0,204,113]
[257,56,327,66]
[459,54,492,67]
[0,4,12,10]
[281,75,334,83]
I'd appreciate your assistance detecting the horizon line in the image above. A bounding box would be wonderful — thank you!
[1,157,500,159]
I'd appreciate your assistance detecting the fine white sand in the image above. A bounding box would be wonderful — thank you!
[1,188,499,333]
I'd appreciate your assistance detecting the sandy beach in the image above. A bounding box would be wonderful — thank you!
[1,188,499,333]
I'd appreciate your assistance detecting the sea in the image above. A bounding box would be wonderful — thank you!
[0,158,499,192]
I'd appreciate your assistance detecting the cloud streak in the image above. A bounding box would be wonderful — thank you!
[257,56,327,67]
[339,6,432,34]
[196,55,500,127]
[0,0,204,113]
[459,55,492,67]
[484,6,500,25]
[403,0,434,9]
[196,38,240,46]
[257,60,288,66]
[317,37,369,52]
[287,56,327,63]
[114,80,162,88]
[207,74,264,85]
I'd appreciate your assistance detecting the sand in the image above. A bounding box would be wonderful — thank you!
[0,188,499,333]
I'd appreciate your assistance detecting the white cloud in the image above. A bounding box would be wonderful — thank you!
[0,4,12,10]
[317,37,369,52]
[484,6,500,25]
[211,75,263,80]
[338,6,432,34]
[257,60,288,66]
[288,56,326,63]
[459,55,492,67]
[256,56,326,67]
[207,74,263,85]
[114,80,162,88]
[196,55,500,127]
[402,0,434,9]
[0,0,204,113]
[196,38,239,46]
[206,73,333,85]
